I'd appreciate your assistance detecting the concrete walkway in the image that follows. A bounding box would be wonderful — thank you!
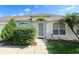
[0,39,48,54]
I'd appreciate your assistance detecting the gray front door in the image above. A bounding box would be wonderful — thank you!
[38,22,44,38]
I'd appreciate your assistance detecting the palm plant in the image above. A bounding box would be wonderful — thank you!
[59,12,79,39]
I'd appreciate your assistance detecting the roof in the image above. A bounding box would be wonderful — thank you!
[0,14,64,22]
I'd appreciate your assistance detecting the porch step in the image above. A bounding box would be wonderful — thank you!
[35,39,46,46]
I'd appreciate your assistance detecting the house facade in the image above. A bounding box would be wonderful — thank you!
[0,14,79,40]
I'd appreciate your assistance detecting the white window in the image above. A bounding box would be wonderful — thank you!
[53,23,65,35]
[53,23,59,35]
[19,23,31,27]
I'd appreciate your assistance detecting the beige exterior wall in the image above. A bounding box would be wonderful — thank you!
[45,21,78,40]
[46,21,66,39]
[0,15,78,41]
[65,23,78,40]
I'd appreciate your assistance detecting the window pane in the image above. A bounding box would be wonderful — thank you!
[53,23,58,30]
[53,30,59,35]
[76,30,79,35]
[76,24,79,35]
[19,23,30,27]
[53,23,59,35]
[59,24,65,30]
[60,30,65,35]
[76,24,79,29]
[53,23,65,35]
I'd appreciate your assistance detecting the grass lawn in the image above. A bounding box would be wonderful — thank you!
[46,40,79,54]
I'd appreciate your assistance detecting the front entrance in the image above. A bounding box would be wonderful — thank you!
[38,22,44,38]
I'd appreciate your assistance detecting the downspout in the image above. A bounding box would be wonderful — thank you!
[44,21,46,39]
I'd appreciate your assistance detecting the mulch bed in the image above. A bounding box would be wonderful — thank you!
[47,39,79,45]
[0,40,37,46]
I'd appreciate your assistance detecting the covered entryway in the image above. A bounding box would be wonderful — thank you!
[36,18,46,39]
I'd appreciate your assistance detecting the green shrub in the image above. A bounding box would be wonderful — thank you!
[12,27,36,45]
[1,18,36,45]
[1,19,17,41]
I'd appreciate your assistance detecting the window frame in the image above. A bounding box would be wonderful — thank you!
[19,22,31,27]
[53,23,65,35]
[53,23,59,35]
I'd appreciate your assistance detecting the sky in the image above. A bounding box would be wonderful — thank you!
[0,5,79,17]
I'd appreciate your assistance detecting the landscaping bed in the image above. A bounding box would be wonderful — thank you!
[0,40,37,48]
[46,40,79,54]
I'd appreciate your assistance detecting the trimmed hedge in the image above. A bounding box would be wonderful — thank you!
[1,18,36,45]
[12,27,36,45]
[1,19,17,42]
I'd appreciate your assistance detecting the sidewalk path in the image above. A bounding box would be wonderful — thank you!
[0,39,48,54]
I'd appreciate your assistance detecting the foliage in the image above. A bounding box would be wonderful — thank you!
[0,18,36,45]
[65,12,79,29]
[1,19,17,41]
[11,27,36,45]
[59,12,79,39]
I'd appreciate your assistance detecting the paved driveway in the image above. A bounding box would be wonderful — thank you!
[0,39,48,54]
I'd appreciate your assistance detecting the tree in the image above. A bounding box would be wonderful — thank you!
[59,12,79,39]
[1,18,17,41]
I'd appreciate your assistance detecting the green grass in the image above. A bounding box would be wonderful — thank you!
[46,40,79,54]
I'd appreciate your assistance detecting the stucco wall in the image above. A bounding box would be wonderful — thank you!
[1,21,78,40]
[0,15,78,41]
[65,23,78,40]
[46,21,78,40]
[46,21,66,39]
